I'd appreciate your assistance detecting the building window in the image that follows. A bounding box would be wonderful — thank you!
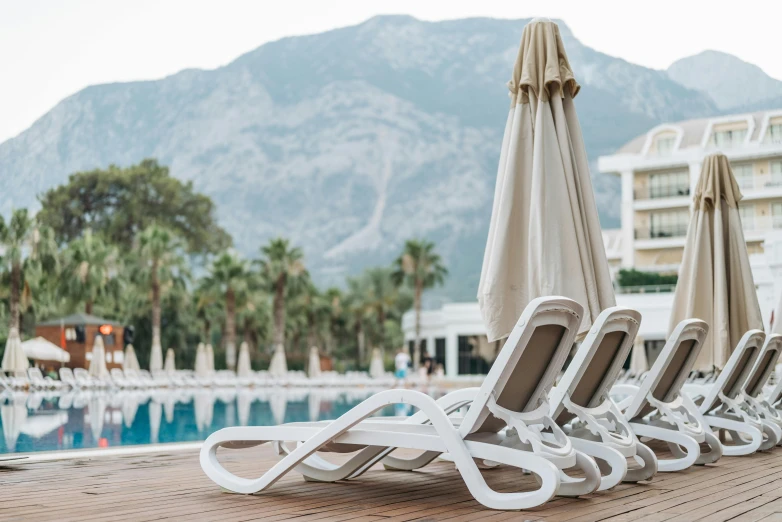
[655,136,676,156]
[638,210,689,239]
[740,205,755,230]
[407,339,428,363]
[458,335,498,375]
[770,161,782,187]
[767,124,782,144]
[710,127,747,148]
[772,203,782,229]
[648,170,689,199]
[434,338,446,373]
[732,164,754,191]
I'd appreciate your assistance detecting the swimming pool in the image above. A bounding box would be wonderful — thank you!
[0,388,439,454]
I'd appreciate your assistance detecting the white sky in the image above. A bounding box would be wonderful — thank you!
[1,0,780,143]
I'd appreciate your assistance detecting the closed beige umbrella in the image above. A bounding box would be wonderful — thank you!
[236,342,252,378]
[307,346,321,378]
[88,337,109,379]
[149,335,164,372]
[164,348,176,373]
[205,344,215,374]
[123,344,140,372]
[268,343,288,377]
[194,343,208,377]
[670,153,763,371]
[369,348,385,379]
[2,328,28,373]
[478,18,615,341]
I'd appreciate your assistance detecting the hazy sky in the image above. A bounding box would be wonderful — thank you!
[1,0,780,143]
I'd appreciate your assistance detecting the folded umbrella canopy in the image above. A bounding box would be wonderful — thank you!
[669,153,763,371]
[21,337,70,364]
[88,336,109,378]
[164,348,176,373]
[149,335,164,372]
[123,344,140,372]
[478,18,615,342]
[236,342,252,378]
[2,328,29,373]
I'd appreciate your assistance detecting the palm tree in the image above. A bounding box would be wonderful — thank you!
[61,229,119,314]
[391,239,448,369]
[0,210,58,330]
[257,238,306,354]
[135,225,189,355]
[323,287,345,355]
[201,251,255,370]
[346,275,372,366]
[362,267,400,353]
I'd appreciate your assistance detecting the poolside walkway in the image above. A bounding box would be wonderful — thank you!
[3,443,782,521]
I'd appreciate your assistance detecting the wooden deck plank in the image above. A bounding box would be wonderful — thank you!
[3,444,782,521]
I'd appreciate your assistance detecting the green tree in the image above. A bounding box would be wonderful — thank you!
[37,159,231,254]
[257,238,306,355]
[345,275,372,366]
[0,210,58,330]
[134,225,190,354]
[392,239,448,368]
[362,267,401,352]
[61,229,120,314]
[200,251,255,370]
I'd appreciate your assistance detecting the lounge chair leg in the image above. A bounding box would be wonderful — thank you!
[382,451,441,471]
[695,431,723,465]
[630,422,700,471]
[704,416,762,456]
[569,438,629,491]
[759,421,781,451]
[624,442,657,483]
[554,450,601,497]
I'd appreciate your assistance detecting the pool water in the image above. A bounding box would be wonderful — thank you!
[0,388,433,454]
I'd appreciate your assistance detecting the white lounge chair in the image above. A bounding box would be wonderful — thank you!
[738,333,782,444]
[549,307,657,490]
[27,368,63,391]
[683,329,772,455]
[201,297,602,509]
[613,319,723,470]
[111,368,133,388]
[59,367,77,389]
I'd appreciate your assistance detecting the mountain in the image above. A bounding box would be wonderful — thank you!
[667,50,782,110]
[0,16,724,301]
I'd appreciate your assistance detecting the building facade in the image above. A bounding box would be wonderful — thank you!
[403,109,782,377]
[598,109,782,272]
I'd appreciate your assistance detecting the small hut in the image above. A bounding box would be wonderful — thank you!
[35,313,125,370]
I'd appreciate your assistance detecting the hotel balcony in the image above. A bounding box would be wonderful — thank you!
[634,224,689,240]
[741,214,782,241]
[633,184,691,211]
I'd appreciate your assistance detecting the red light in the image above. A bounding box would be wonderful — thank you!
[98,438,109,448]
[99,325,113,335]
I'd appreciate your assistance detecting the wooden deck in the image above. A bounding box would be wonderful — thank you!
[4,444,782,521]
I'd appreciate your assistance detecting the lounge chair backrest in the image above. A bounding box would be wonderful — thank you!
[699,329,765,413]
[459,296,584,437]
[550,306,640,423]
[742,333,782,399]
[624,318,709,421]
[74,368,89,380]
[28,367,44,382]
[111,368,125,380]
[59,367,75,383]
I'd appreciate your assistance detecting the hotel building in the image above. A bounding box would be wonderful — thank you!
[403,109,782,377]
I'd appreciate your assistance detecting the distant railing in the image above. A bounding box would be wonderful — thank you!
[635,224,689,240]
[615,284,676,295]
[634,185,690,200]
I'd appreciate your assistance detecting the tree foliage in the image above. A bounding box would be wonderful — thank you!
[37,159,231,255]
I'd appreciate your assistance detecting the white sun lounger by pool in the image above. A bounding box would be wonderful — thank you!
[201,297,602,510]
[27,368,63,391]
[612,319,723,470]
[683,329,772,455]
[549,307,657,490]
[737,333,782,444]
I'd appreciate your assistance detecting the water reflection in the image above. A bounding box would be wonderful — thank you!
[0,387,440,454]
